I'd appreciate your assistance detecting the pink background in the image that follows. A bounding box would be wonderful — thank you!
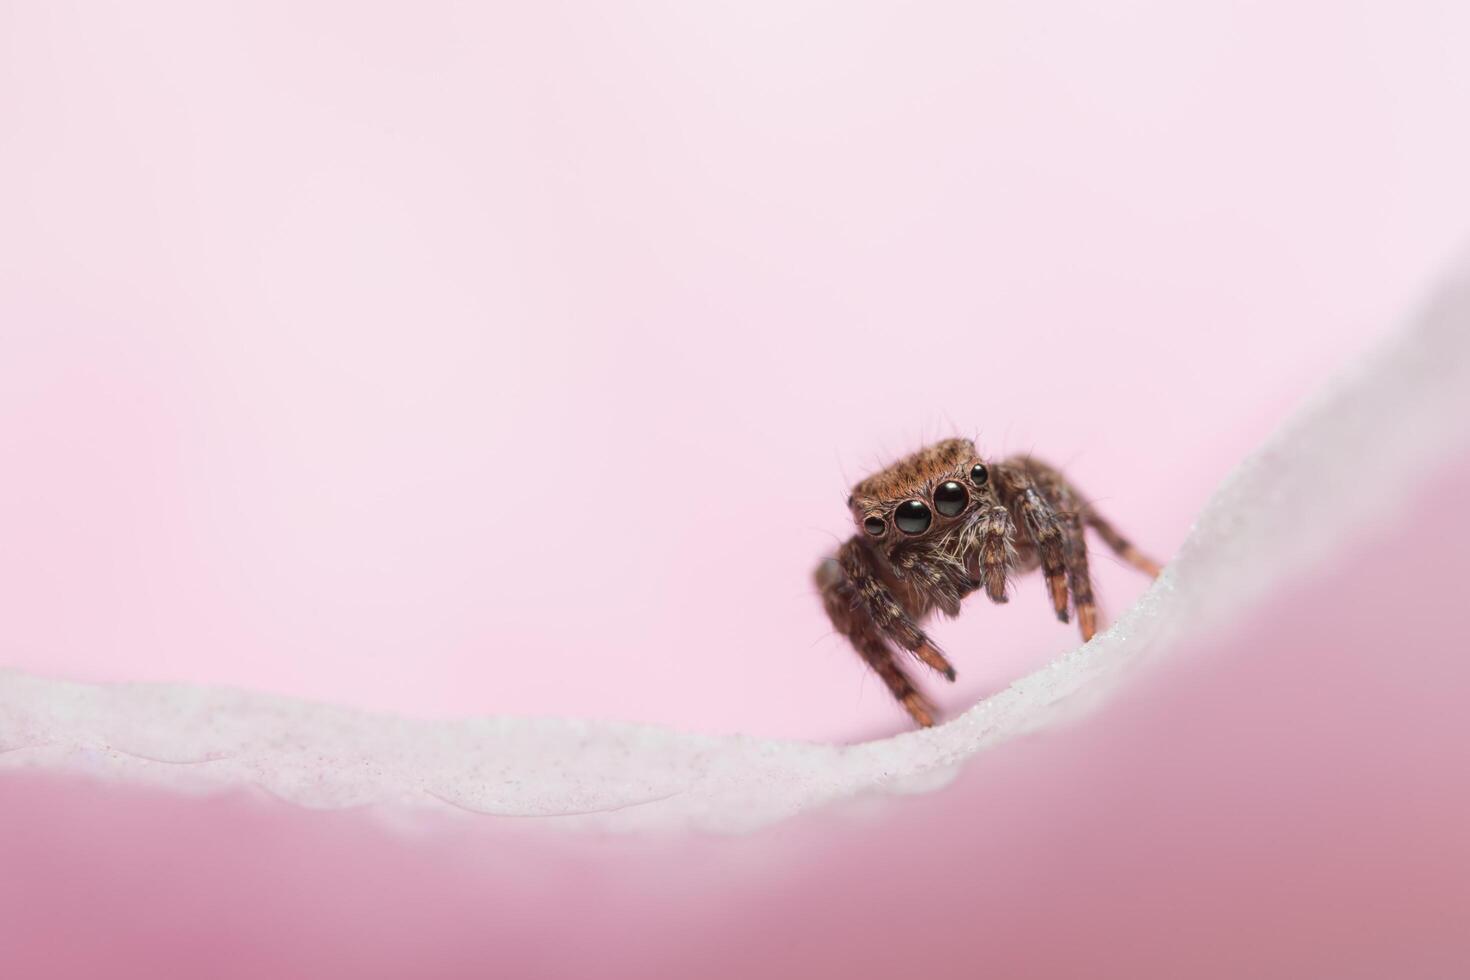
[5,1,1470,740]
[5,3,1470,978]
[6,449,1469,979]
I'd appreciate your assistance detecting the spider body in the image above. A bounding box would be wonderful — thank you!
[815,438,1160,727]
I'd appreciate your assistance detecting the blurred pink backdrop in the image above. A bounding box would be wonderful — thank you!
[7,447,1469,979]
[4,0,1470,741]
[6,4,1470,979]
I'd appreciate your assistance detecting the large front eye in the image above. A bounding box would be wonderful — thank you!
[863,516,886,537]
[933,481,968,517]
[894,500,932,534]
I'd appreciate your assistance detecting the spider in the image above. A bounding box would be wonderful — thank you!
[815,438,1162,728]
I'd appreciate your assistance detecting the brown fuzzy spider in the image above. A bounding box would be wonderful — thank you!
[815,438,1161,728]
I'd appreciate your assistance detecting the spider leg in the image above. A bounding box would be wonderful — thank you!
[1061,511,1099,640]
[836,539,957,681]
[995,464,1071,624]
[1086,511,1163,578]
[815,556,939,727]
[1000,454,1161,639]
[1006,455,1163,580]
[852,623,938,728]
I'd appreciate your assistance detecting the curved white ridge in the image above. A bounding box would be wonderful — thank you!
[3,257,1469,833]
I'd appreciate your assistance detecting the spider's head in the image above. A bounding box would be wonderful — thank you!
[846,438,993,550]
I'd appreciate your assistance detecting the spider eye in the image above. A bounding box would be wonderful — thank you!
[933,481,968,517]
[970,463,989,487]
[894,500,932,535]
[863,516,886,537]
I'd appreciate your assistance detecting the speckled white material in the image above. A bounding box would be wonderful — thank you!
[4,256,1468,833]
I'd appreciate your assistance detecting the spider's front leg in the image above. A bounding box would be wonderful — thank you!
[814,541,952,727]
[836,538,956,683]
[815,555,937,726]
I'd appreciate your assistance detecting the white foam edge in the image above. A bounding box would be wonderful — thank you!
[4,256,1469,834]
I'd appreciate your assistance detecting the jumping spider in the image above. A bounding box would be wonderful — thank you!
[815,438,1161,728]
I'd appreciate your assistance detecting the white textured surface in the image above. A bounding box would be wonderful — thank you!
[3,256,1469,833]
